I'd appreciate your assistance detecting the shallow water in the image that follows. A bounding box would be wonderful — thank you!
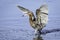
[0,0,60,40]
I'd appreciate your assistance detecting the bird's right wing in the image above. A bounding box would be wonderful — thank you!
[40,4,48,13]
[39,4,48,24]
[36,4,48,28]
[17,5,32,14]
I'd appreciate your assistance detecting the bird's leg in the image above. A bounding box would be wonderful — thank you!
[34,25,42,36]
[38,29,42,34]
[34,29,38,38]
[34,29,41,38]
[35,29,38,35]
[35,29,38,34]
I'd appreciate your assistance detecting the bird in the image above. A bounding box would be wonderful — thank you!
[17,4,48,36]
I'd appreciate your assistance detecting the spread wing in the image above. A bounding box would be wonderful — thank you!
[40,4,48,13]
[17,5,36,28]
[36,4,48,27]
[17,5,32,14]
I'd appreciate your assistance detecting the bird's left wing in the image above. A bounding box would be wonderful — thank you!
[17,5,32,14]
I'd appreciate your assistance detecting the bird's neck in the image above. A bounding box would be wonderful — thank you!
[29,15,35,22]
[28,14,35,26]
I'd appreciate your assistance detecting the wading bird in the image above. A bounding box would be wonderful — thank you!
[17,4,48,36]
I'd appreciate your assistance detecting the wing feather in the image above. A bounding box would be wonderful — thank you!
[40,4,48,13]
[17,5,32,14]
[36,4,48,28]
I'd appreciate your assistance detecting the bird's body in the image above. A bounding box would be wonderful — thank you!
[17,4,48,35]
[28,12,36,29]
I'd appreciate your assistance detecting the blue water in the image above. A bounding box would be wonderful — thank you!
[0,0,60,40]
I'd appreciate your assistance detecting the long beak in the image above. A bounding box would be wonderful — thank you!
[24,13,28,16]
[22,13,28,17]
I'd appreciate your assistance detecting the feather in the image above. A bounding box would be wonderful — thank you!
[17,4,48,35]
[40,4,48,13]
[36,4,48,29]
[17,5,31,14]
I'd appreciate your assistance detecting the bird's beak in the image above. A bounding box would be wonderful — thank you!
[24,13,28,16]
[22,13,28,17]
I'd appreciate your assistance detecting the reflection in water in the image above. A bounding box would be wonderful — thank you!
[32,28,60,40]
[33,36,43,40]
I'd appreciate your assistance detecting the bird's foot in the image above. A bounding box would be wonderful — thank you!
[34,30,41,38]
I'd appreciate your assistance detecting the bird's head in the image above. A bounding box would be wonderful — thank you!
[24,12,34,17]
